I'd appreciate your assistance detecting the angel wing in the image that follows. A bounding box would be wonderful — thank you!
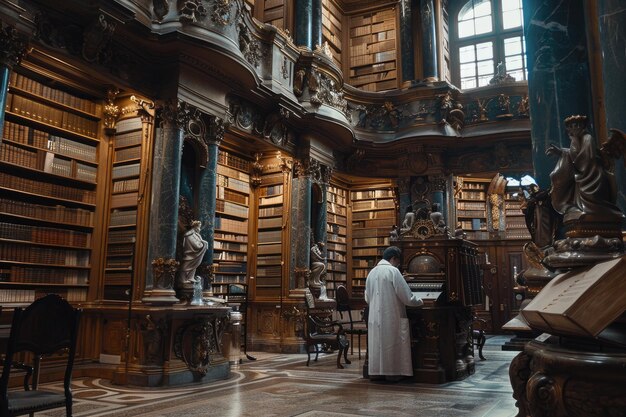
[601,128,626,168]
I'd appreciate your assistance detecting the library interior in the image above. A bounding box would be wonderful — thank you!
[0,0,625,416]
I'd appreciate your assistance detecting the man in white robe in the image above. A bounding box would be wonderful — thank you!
[365,246,423,381]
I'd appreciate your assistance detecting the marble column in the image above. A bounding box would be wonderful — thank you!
[197,116,227,295]
[595,1,626,213]
[523,0,593,189]
[420,0,439,81]
[397,177,411,227]
[399,0,416,83]
[430,175,447,223]
[314,165,332,248]
[144,99,189,304]
[293,0,323,49]
[0,24,27,144]
[290,158,313,290]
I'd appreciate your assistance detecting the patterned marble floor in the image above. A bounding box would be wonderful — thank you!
[29,336,519,417]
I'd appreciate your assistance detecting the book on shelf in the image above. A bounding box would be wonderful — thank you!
[115,117,143,132]
[215,217,248,233]
[114,130,142,147]
[0,221,91,248]
[257,243,282,254]
[111,192,138,208]
[112,163,140,179]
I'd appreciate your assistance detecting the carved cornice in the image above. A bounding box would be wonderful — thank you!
[157,99,197,130]
[151,258,179,290]
[0,22,28,69]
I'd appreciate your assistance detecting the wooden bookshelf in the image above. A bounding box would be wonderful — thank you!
[348,7,398,92]
[322,0,343,66]
[349,186,396,297]
[254,156,285,298]
[325,183,348,299]
[504,189,531,240]
[455,177,490,241]
[261,0,286,28]
[102,116,143,301]
[213,150,250,297]
[0,71,101,304]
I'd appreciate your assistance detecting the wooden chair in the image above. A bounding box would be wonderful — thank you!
[472,316,487,360]
[303,290,350,369]
[335,285,368,359]
[0,294,82,417]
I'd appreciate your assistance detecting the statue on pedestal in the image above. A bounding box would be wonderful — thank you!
[309,241,326,288]
[178,220,208,287]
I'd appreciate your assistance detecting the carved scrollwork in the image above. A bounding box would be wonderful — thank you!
[151,258,179,289]
[158,99,197,129]
[174,316,227,376]
[211,0,232,25]
[0,22,28,69]
[179,0,208,23]
[527,373,561,417]
[82,14,116,63]
[508,351,531,417]
[238,21,262,68]
[250,152,263,188]
[153,0,170,22]
[139,314,168,365]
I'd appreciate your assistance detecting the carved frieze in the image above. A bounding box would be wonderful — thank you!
[0,22,28,69]
[153,0,170,22]
[228,97,293,148]
[238,21,262,68]
[293,65,347,115]
[349,100,434,131]
[139,314,168,365]
[179,0,208,23]
[212,0,233,25]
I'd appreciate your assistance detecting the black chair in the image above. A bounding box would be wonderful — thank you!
[0,294,82,417]
[303,290,350,369]
[472,316,487,360]
[335,285,368,359]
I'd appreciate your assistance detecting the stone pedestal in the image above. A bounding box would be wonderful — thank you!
[510,337,626,417]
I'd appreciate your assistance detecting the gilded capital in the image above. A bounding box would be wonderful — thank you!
[0,23,28,69]
[151,257,179,289]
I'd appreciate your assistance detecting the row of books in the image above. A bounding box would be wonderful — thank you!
[327,251,347,262]
[353,258,378,268]
[506,209,524,216]
[351,227,390,238]
[258,230,281,243]
[5,266,88,284]
[216,199,249,218]
[217,174,250,194]
[257,265,282,277]
[257,255,281,267]
[217,186,249,205]
[106,257,132,268]
[214,232,248,242]
[112,162,140,179]
[327,223,347,235]
[259,184,283,197]
[327,202,346,215]
[115,117,142,133]
[350,61,396,78]
[460,219,487,230]
[352,198,395,211]
[457,201,486,210]
[9,94,99,138]
[352,218,395,228]
[326,242,347,252]
[215,216,248,234]
[111,192,138,208]
[9,72,98,115]
[110,209,137,226]
[352,236,389,247]
[214,251,247,262]
[459,191,486,200]
[357,79,397,92]
[0,197,93,227]
[114,129,142,148]
[457,209,486,218]
[0,171,97,204]
[351,69,397,87]
[259,172,283,186]
[217,164,250,182]
[350,189,394,200]
[104,272,131,285]
[350,39,395,58]
[257,243,281,254]
[215,262,247,273]
[258,217,282,229]
[218,150,250,172]
[106,243,134,255]
[258,205,283,218]
[0,243,90,266]
[505,230,531,239]
[214,240,247,252]
[328,261,347,271]
[0,222,91,248]
[352,209,395,220]
[0,288,88,303]
[108,229,136,244]
[115,146,141,162]
[327,233,346,243]
[326,192,346,206]
[3,121,98,162]
[327,213,347,226]
[352,247,383,257]
[113,178,139,194]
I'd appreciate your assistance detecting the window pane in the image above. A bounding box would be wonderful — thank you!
[478,75,492,87]
[501,0,521,12]
[474,1,492,18]
[458,20,475,38]
[502,9,522,29]
[459,1,476,21]
[461,62,477,77]
[476,41,493,60]
[477,59,493,75]
[459,45,476,63]
[506,55,523,70]
[462,78,477,89]
[504,36,522,56]
[475,15,493,34]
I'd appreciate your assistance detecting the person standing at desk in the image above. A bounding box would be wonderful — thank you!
[365,246,423,382]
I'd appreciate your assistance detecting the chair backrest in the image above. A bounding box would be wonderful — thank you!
[0,294,82,394]
[335,285,350,313]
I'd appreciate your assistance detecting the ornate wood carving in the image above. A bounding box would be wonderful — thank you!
[0,22,28,69]
[103,87,120,130]
[174,316,227,376]
[179,0,208,23]
[151,258,179,290]
[139,314,168,365]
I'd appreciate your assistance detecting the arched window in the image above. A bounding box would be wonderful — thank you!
[454,0,526,89]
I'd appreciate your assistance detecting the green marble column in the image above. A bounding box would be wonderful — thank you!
[290,158,313,289]
[144,99,189,304]
[295,0,314,48]
[0,24,27,144]
[399,0,416,83]
[419,0,438,81]
[523,0,593,189]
